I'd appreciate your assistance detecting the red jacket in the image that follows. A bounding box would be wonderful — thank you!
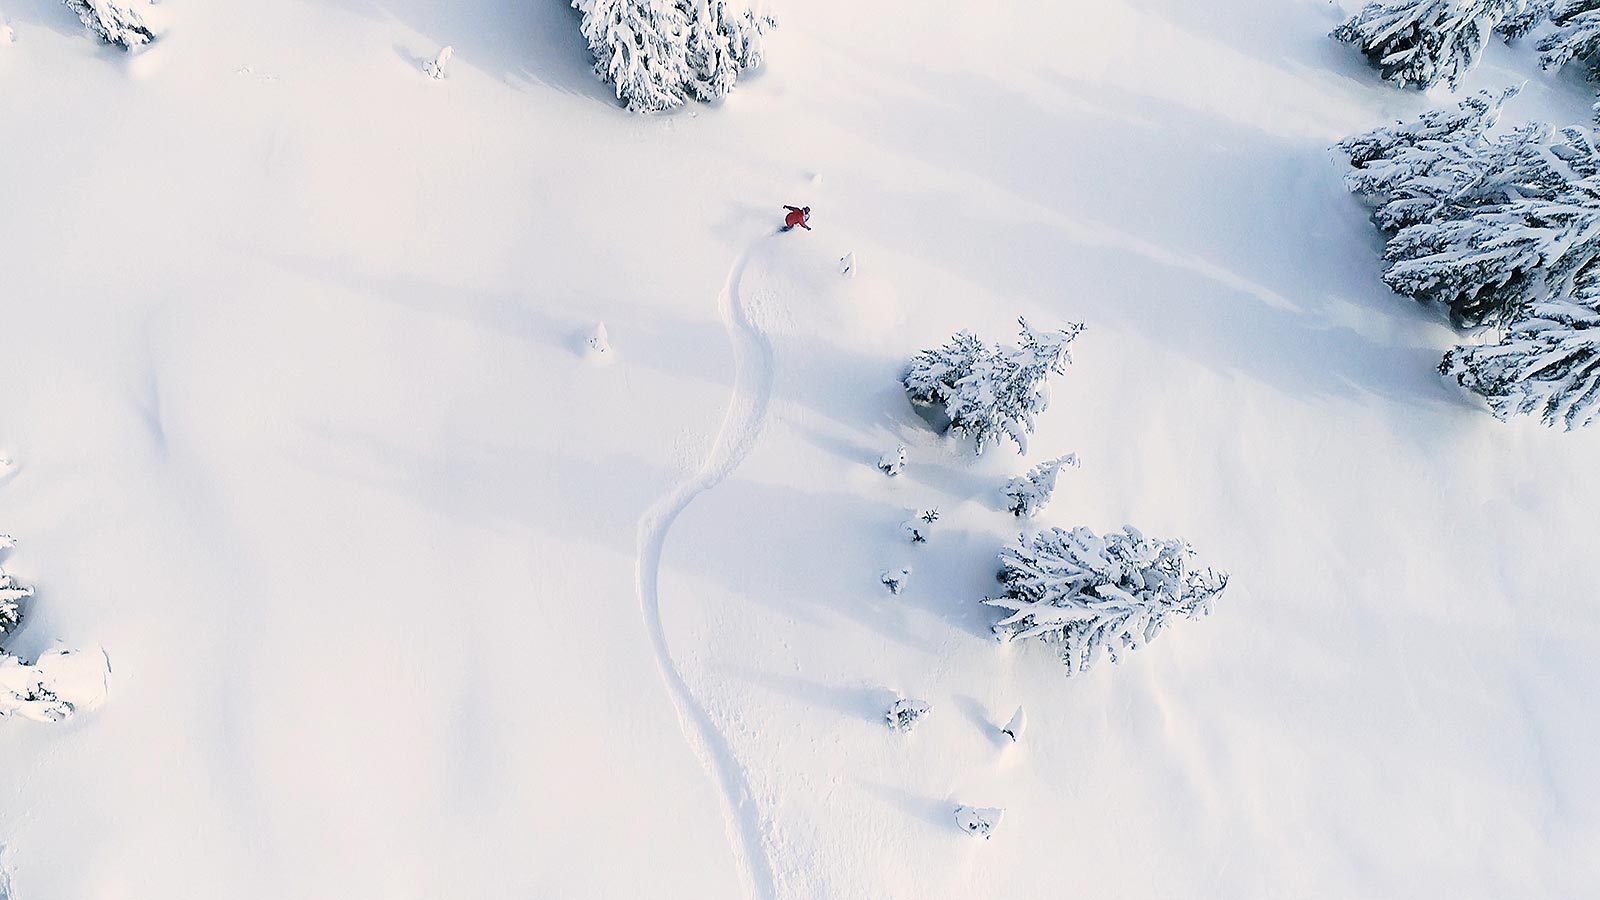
[784,206,811,230]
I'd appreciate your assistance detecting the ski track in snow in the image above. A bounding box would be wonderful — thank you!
[634,241,778,900]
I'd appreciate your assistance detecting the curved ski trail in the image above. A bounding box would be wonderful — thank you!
[635,243,777,900]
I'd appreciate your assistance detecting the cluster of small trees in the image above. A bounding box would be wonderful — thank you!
[572,0,774,113]
[1338,88,1600,429]
[897,322,1229,678]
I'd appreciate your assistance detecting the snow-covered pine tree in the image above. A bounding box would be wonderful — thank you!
[903,319,1084,455]
[1333,0,1533,89]
[1002,453,1079,517]
[985,525,1228,676]
[681,0,772,102]
[573,0,772,113]
[573,0,692,113]
[64,0,155,49]
[1340,94,1600,327]
[1442,278,1600,427]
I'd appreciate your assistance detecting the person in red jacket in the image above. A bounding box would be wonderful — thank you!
[781,205,811,232]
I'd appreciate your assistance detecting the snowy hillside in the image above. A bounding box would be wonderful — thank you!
[2,0,1597,897]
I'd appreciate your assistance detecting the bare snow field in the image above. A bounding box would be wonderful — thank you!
[1,0,1597,897]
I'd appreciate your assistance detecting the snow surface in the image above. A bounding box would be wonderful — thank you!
[2,0,1598,897]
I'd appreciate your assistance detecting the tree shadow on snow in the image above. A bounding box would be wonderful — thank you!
[822,62,1482,436]
[325,0,611,104]
[733,669,902,728]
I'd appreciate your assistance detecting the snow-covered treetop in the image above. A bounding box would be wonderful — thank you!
[987,525,1228,676]
[904,318,1084,455]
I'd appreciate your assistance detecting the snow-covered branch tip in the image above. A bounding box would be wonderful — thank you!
[1002,453,1079,517]
[987,525,1228,676]
[903,318,1084,456]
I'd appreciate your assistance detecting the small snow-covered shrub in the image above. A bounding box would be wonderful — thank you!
[900,509,938,544]
[986,525,1228,676]
[572,0,773,113]
[1002,453,1078,517]
[424,45,453,80]
[903,319,1083,456]
[881,567,910,595]
[585,322,612,360]
[953,806,1003,839]
[1333,0,1533,89]
[885,697,930,732]
[877,444,906,476]
[64,0,155,49]
[1442,288,1600,429]
[0,648,108,723]
[1001,705,1027,743]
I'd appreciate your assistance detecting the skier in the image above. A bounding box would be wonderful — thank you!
[781,205,811,232]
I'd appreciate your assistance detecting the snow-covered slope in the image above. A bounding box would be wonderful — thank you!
[1,0,1596,897]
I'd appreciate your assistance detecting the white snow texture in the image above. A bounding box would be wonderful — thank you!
[3,1,1600,898]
